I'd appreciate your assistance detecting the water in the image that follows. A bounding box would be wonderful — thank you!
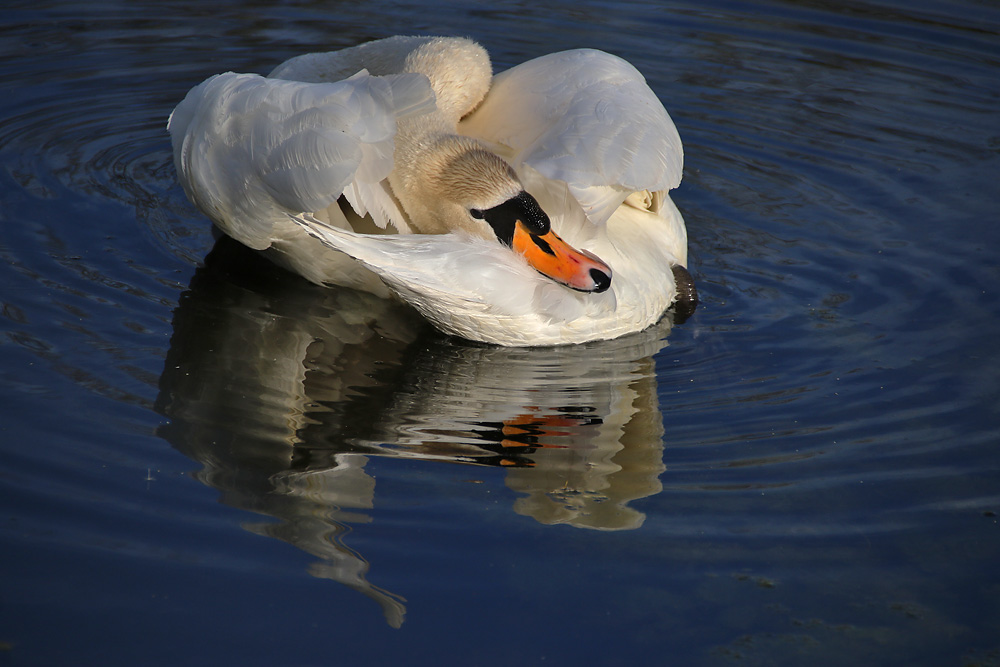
[2,1,999,664]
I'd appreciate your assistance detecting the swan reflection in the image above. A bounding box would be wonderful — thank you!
[156,237,675,626]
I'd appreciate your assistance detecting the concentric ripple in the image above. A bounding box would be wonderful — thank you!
[1,0,998,663]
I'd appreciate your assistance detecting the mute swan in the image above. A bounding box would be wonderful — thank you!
[168,36,696,346]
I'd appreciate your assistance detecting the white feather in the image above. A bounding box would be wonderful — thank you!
[288,213,626,345]
[459,49,683,225]
[168,69,434,247]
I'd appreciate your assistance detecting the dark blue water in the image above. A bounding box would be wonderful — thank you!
[2,1,999,665]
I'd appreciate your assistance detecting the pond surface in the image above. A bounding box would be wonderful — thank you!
[2,1,999,665]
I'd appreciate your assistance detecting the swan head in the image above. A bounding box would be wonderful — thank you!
[409,138,612,293]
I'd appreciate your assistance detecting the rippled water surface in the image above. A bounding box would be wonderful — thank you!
[2,1,999,664]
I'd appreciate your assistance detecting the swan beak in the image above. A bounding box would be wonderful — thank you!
[512,221,612,293]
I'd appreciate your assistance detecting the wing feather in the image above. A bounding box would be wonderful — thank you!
[459,49,682,225]
[168,69,433,249]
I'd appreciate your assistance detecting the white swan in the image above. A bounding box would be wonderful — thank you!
[168,36,695,346]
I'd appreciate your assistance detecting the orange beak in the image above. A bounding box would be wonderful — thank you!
[512,221,612,293]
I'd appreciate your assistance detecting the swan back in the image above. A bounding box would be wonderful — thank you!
[271,36,491,124]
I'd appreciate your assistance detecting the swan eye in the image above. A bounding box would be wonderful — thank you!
[470,208,484,220]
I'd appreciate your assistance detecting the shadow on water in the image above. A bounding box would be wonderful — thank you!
[155,236,679,626]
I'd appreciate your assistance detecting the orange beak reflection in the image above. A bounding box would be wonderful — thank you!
[512,221,612,293]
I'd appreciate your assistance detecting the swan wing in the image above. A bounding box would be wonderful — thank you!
[459,49,683,225]
[168,70,434,249]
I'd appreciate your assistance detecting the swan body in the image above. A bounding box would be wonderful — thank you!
[168,36,693,346]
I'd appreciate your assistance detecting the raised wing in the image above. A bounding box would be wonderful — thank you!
[168,69,433,249]
[459,49,683,225]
